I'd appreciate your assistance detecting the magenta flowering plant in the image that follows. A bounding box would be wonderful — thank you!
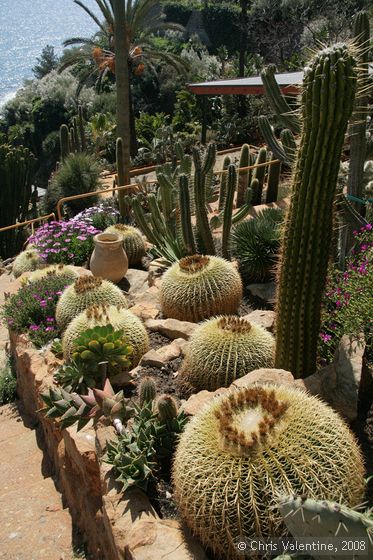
[27,220,101,266]
[2,274,75,347]
[319,224,372,364]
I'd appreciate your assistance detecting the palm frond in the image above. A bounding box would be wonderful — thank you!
[74,0,108,34]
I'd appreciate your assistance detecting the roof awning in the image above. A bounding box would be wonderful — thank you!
[187,64,373,96]
[187,71,303,96]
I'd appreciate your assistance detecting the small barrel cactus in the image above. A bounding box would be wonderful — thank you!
[173,385,365,560]
[179,316,274,392]
[62,304,149,368]
[27,264,79,283]
[56,275,128,331]
[154,394,178,422]
[12,249,45,278]
[160,255,242,322]
[139,376,157,407]
[104,224,146,266]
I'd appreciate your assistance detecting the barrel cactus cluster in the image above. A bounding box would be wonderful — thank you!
[12,249,45,278]
[160,254,243,322]
[179,316,274,393]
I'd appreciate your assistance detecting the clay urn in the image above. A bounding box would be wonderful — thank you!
[90,232,128,283]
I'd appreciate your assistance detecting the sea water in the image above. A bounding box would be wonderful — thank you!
[0,0,99,107]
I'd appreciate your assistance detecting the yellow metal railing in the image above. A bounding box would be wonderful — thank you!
[0,213,56,235]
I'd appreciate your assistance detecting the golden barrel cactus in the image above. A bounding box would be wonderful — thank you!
[27,264,79,283]
[56,275,127,331]
[104,224,145,266]
[160,255,242,322]
[179,316,274,392]
[173,385,365,560]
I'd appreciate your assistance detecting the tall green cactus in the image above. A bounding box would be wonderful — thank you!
[193,145,216,255]
[266,156,281,203]
[0,145,36,259]
[221,164,237,259]
[78,105,86,152]
[59,124,69,162]
[73,117,81,153]
[348,11,370,212]
[261,64,301,134]
[251,147,267,205]
[258,115,290,165]
[236,144,251,208]
[218,154,231,211]
[179,174,196,254]
[275,44,358,378]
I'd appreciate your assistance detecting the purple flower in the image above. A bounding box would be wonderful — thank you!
[320,333,332,342]
[29,324,40,331]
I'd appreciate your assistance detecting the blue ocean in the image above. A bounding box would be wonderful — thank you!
[0,0,99,107]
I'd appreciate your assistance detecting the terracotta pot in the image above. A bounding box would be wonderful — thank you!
[90,232,128,283]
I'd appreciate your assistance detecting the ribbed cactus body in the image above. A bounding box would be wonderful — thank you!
[27,264,79,283]
[237,144,251,208]
[218,155,231,211]
[62,304,149,366]
[173,384,365,560]
[266,157,281,203]
[179,316,274,392]
[251,147,267,205]
[12,249,44,278]
[275,44,358,378]
[193,145,216,255]
[59,124,69,161]
[160,255,242,322]
[221,164,237,260]
[104,224,145,266]
[56,276,128,330]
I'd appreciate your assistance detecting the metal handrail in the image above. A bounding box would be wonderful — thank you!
[0,213,56,234]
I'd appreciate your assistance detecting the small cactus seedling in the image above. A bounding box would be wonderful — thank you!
[278,495,373,559]
[139,376,157,407]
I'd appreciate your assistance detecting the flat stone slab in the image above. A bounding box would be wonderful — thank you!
[0,404,73,560]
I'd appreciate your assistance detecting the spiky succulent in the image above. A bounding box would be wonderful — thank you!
[231,207,284,283]
[55,275,128,331]
[139,376,157,407]
[173,384,365,560]
[27,264,79,283]
[160,254,243,322]
[62,304,149,367]
[178,316,275,393]
[106,394,187,491]
[12,249,45,278]
[40,378,136,431]
[278,495,373,558]
[104,224,146,266]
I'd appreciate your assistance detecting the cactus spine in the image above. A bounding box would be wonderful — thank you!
[275,44,358,378]
[59,124,69,162]
[222,164,237,259]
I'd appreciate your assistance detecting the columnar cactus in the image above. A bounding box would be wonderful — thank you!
[59,124,70,161]
[179,316,274,392]
[104,224,145,266]
[275,44,358,378]
[236,144,252,208]
[251,147,267,205]
[261,64,301,134]
[221,164,237,260]
[193,144,216,255]
[160,254,242,322]
[56,276,128,330]
[266,156,281,203]
[173,384,365,560]
[218,154,231,211]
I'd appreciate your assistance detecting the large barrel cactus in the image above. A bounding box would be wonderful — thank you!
[160,254,242,322]
[173,384,365,560]
[275,44,358,378]
[12,249,45,278]
[56,275,128,330]
[179,316,274,392]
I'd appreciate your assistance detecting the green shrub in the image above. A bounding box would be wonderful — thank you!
[231,208,284,283]
[44,153,102,216]
[0,359,17,405]
[2,273,75,347]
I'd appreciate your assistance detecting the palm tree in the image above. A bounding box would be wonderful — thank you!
[60,0,187,156]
